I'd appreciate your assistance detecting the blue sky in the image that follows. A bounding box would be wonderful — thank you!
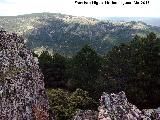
[0,0,159,17]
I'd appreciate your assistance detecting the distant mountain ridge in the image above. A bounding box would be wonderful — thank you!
[98,17,160,27]
[0,13,160,56]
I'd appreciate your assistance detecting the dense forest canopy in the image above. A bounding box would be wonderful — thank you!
[34,32,160,119]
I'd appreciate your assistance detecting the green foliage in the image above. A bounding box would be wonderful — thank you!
[147,32,157,41]
[69,88,96,109]
[52,53,66,64]
[37,33,160,110]
[38,51,52,64]
[47,88,96,120]
[70,45,103,92]
[38,51,67,88]
[102,33,160,108]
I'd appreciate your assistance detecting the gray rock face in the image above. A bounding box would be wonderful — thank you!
[0,30,54,120]
[73,109,98,120]
[73,91,160,120]
[99,91,160,120]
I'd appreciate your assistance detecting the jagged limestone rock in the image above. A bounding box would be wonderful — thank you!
[73,109,98,120]
[0,30,55,120]
[99,91,160,120]
[73,91,160,120]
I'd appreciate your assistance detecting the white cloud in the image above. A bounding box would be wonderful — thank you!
[0,0,159,17]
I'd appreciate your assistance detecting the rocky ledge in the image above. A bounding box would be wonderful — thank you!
[0,29,55,120]
[74,91,160,120]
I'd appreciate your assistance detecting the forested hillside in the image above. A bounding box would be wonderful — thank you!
[36,33,160,119]
[1,13,160,119]
[0,13,160,56]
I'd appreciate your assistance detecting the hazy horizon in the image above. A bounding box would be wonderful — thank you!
[0,12,160,27]
[0,12,160,18]
[0,0,160,18]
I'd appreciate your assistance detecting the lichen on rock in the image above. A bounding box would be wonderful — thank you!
[73,91,160,120]
[98,91,160,120]
[73,109,98,120]
[0,29,55,120]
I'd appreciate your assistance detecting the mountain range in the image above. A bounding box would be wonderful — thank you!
[0,13,160,56]
[98,17,160,27]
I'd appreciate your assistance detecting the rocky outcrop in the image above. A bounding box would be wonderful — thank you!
[73,91,160,120]
[73,109,98,120]
[99,91,160,120]
[0,30,54,120]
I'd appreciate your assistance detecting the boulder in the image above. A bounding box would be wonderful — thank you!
[99,91,160,120]
[0,30,55,120]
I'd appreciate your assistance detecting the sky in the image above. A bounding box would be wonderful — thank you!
[0,0,159,17]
